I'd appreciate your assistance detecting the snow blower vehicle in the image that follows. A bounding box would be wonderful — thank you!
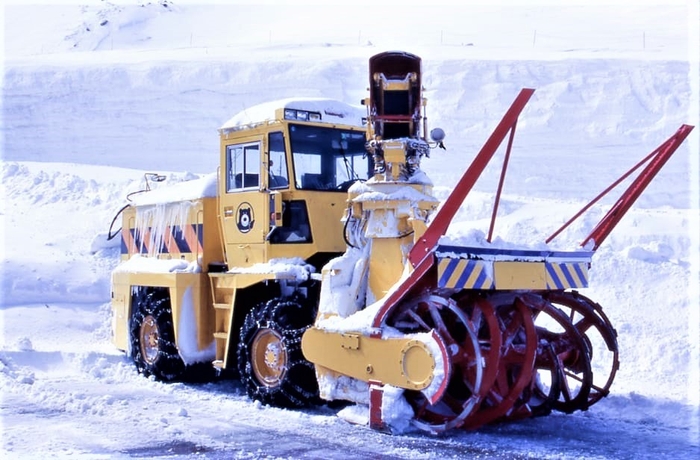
[109,51,693,434]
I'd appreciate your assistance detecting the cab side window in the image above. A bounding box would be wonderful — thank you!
[226,142,260,192]
[268,132,289,189]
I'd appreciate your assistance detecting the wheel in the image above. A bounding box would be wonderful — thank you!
[542,290,620,409]
[237,297,319,408]
[527,294,592,414]
[452,293,502,402]
[387,292,486,432]
[130,289,186,381]
[462,296,537,429]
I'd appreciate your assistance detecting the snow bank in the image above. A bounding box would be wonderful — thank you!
[4,57,692,195]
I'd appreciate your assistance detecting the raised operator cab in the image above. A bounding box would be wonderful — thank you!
[111,98,371,405]
[217,98,371,268]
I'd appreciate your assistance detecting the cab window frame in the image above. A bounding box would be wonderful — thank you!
[226,141,262,193]
[267,131,290,190]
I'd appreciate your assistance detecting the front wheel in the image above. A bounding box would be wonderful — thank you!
[130,289,186,381]
[237,297,318,408]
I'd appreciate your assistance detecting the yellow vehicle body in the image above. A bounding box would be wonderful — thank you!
[110,99,375,381]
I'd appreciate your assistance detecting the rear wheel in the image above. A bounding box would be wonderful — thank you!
[130,289,186,381]
[237,297,318,408]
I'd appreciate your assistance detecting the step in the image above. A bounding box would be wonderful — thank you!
[213,302,231,310]
[213,332,229,340]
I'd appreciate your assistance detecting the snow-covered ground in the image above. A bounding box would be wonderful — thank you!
[1,1,699,458]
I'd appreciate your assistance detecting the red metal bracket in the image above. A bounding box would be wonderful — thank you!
[368,381,385,431]
[547,124,694,251]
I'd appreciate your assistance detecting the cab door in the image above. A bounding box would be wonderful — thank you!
[219,138,270,267]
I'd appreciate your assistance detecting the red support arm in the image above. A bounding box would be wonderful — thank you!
[581,124,694,250]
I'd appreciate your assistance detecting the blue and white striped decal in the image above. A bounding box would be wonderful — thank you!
[435,245,591,291]
[437,258,494,290]
[545,262,589,289]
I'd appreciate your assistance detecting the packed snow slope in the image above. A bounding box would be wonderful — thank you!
[1,1,699,459]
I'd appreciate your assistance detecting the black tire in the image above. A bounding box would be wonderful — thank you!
[130,289,186,381]
[237,296,318,408]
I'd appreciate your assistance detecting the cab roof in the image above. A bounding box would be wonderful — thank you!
[219,97,366,133]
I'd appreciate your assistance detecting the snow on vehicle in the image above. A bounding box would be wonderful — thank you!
[109,51,693,433]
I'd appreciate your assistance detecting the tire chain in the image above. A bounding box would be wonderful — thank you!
[130,289,186,381]
[237,296,319,408]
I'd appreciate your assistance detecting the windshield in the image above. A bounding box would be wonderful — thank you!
[289,124,371,191]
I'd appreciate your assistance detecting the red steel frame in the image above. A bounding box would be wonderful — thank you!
[547,124,694,251]
[488,119,518,242]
